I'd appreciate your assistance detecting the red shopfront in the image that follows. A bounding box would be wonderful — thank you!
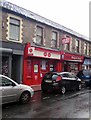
[61,51,84,74]
[23,43,62,86]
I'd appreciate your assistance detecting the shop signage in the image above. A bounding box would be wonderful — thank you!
[28,47,60,60]
[71,56,82,60]
[62,53,84,62]
[62,37,71,44]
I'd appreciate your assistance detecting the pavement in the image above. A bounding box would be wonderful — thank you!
[31,84,41,91]
[31,84,87,91]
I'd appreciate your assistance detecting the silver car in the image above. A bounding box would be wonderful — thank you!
[0,74,34,104]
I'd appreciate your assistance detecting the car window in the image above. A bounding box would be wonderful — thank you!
[2,77,13,86]
[0,77,2,86]
[83,70,91,76]
[61,73,76,79]
[68,73,76,78]
[44,73,52,79]
[44,73,58,80]
[77,70,83,78]
[52,75,58,80]
[61,74,69,77]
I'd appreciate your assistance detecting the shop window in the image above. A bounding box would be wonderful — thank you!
[41,60,47,70]
[69,63,78,74]
[50,64,54,72]
[51,31,57,48]
[34,64,38,73]
[36,26,43,45]
[2,57,9,76]
[26,60,32,78]
[89,65,91,69]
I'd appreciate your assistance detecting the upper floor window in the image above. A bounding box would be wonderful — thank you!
[90,45,91,55]
[9,17,20,41]
[7,14,23,42]
[75,39,79,53]
[64,35,71,51]
[36,26,43,45]
[84,42,87,55]
[62,34,71,51]
[65,43,70,51]
[51,31,57,48]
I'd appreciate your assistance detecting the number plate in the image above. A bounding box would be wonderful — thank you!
[45,80,52,83]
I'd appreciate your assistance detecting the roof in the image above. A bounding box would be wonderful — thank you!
[0,0,90,41]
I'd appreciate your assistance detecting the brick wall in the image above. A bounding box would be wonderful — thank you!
[2,11,8,41]
[22,18,35,44]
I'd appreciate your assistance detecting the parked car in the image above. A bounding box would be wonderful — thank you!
[77,70,91,87]
[0,74,34,104]
[41,72,82,94]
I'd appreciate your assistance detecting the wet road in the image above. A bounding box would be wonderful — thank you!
[2,88,91,119]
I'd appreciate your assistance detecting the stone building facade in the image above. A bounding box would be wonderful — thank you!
[0,0,91,87]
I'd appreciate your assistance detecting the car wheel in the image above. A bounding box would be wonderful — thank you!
[61,86,66,94]
[77,83,82,90]
[19,91,31,104]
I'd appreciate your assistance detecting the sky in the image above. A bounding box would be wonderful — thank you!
[7,0,90,38]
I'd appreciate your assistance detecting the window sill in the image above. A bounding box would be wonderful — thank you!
[8,39,22,43]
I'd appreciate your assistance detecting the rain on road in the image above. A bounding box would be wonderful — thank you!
[2,88,91,119]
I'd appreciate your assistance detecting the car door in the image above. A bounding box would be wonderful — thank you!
[1,76,19,104]
[61,73,71,90]
[68,73,77,90]
[0,78,2,104]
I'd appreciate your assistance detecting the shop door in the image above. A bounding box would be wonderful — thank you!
[33,60,40,85]
[49,60,56,72]
[40,60,49,82]
[12,55,21,83]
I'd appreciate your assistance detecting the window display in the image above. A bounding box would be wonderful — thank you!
[34,64,38,73]
[2,57,9,76]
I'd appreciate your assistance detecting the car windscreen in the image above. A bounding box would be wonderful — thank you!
[44,73,58,80]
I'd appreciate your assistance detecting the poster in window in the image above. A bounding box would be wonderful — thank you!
[41,60,46,70]
[50,64,54,72]
[34,64,38,73]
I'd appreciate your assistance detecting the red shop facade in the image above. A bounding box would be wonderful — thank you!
[23,43,84,87]
[23,43,62,86]
[61,51,84,75]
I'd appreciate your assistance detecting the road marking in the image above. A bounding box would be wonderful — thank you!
[42,97,50,100]
[55,94,58,96]
[31,100,36,102]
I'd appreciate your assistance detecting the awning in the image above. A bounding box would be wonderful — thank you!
[83,58,91,65]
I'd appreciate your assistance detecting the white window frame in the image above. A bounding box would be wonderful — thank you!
[84,42,88,55]
[7,14,23,43]
[64,34,71,51]
[51,31,58,48]
[75,39,79,53]
[36,26,44,45]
